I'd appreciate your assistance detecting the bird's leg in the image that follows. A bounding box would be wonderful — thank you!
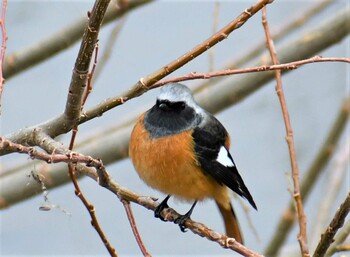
[174,201,197,232]
[154,195,171,221]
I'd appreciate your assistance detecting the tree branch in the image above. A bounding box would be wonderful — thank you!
[67,163,118,257]
[0,0,270,152]
[325,219,350,257]
[64,0,110,126]
[63,2,120,255]
[0,134,264,256]
[78,6,350,124]
[122,200,151,257]
[264,97,350,257]
[79,0,272,120]
[313,192,350,257]
[3,0,154,79]
[0,3,349,210]
[262,6,309,257]
[153,56,349,86]
[194,0,334,93]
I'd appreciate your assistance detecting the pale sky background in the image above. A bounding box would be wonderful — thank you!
[0,1,349,256]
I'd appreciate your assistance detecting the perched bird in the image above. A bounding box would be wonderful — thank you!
[129,83,256,243]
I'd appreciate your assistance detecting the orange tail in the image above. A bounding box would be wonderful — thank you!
[215,200,243,244]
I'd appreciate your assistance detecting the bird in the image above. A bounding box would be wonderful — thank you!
[129,83,257,244]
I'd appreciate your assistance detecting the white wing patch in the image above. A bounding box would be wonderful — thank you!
[217,146,235,167]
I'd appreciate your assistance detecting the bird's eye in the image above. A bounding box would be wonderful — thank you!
[172,101,186,110]
[157,100,186,111]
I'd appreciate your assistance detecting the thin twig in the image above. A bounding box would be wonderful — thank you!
[1,4,349,209]
[264,97,350,257]
[3,0,153,80]
[75,163,266,257]
[122,200,151,257]
[82,43,99,107]
[0,136,105,169]
[68,163,117,257]
[154,56,350,86]
[89,163,265,257]
[313,192,350,257]
[103,0,271,108]
[194,0,334,93]
[262,6,309,257]
[0,0,7,114]
[63,1,119,256]
[1,3,348,152]
[1,133,263,256]
[78,5,350,126]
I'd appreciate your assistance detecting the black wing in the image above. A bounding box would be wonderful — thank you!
[192,116,257,210]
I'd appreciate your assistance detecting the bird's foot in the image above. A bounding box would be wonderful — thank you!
[174,201,197,233]
[174,213,191,232]
[154,195,170,221]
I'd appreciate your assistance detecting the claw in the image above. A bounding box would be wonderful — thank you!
[174,201,197,233]
[154,195,170,221]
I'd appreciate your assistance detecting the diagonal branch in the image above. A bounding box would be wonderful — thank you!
[3,0,154,80]
[0,134,263,256]
[0,0,271,151]
[325,219,350,257]
[78,6,350,125]
[87,0,272,113]
[1,4,349,209]
[61,1,118,256]
[194,0,334,93]
[313,192,350,257]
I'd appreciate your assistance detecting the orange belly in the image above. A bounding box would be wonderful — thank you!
[129,115,224,202]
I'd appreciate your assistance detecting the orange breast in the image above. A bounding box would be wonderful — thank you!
[129,114,225,202]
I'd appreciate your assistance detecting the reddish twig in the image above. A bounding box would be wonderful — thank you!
[262,7,310,257]
[107,0,271,106]
[0,133,262,256]
[82,43,99,107]
[0,135,263,256]
[154,56,350,86]
[80,40,153,254]
[63,1,119,256]
[0,136,106,169]
[0,0,7,114]
[68,164,117,257]
[67,131,117,256]
[68,126,78,150]
[265,98,350,257]
[122,200,151,257]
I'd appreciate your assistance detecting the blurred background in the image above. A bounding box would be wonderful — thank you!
[0,0,349,256]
